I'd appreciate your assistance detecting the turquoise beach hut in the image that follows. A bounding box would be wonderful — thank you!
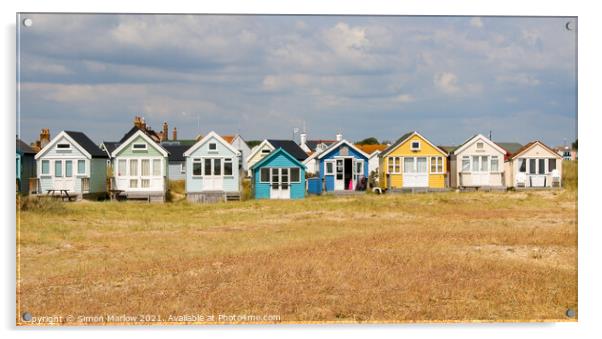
[251,148,306,200]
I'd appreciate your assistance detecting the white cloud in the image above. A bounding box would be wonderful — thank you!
[434,72,460,94]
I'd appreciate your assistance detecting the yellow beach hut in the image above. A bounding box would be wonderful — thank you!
[379,131,448,191]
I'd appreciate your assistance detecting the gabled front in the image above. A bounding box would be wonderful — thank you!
[380,132,448,190]
[317,139,370,192]
[450,134,507,189]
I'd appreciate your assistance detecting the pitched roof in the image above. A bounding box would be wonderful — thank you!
[64,131,107,158]
[316,139,370,160]
[251,147,306,171]
[495,142,523,155]
[221,135,235,144]
[162,144,189,162]
[16,138,35,154]
[439,145,458,154]
[509,141,560,160]
[267,139,308,161]
[381,131,447,157]
[119,126,160,143]
[102,141,121,155]
[354,144,387,155]
[305,139,336,151]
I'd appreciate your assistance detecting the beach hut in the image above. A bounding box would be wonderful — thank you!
[251,148,306,200]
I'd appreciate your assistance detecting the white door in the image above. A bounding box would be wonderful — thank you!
[403,157,428,187]
[269,168,291,199]
[334,159,345,190]
[528,158,546,187]
[203,158,224,191]
[471,155,490,186]
[53,160,75,191]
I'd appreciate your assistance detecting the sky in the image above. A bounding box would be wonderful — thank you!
[17,14,577,147]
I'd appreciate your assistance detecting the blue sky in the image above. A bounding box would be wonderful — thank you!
[17,14,576,146]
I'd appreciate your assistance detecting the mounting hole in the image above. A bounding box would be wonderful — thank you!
[565,308,576,318]
[23,18,33,27]
[22,312,32,321]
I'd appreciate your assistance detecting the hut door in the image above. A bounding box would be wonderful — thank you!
[334,159,344,190]
[54,160,75,192]
[270,168,290,199]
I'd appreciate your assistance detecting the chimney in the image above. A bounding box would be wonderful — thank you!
[40,128,50,148]
[336,132,343,141]
[300,132,307,146]
[162,122,168,141]
[133,116,147,130]
[172,127,177,141]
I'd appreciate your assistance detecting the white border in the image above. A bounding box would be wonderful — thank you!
[4,1,599,338]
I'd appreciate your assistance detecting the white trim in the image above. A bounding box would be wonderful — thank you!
[132,143,148,151]
[184,131,241,157]
[410,140,421,151]
[246,139,275,163]
[453,134,507,155]
[35,131,92,160]
[316,139,370,160]
[111,129,169,158]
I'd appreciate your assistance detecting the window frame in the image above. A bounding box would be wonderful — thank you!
[548,158,557,173]
[192,158,203,176]
[290,167,301,183]
[490,156,499,173]
[324,160,335,175]
[224,158,233,176]
[461,156,470,172]
[260,168,270,183]
[54,160,63,177]
[77,159,86,175]
[132,143,147,151]
[56,143,71,150]
[410,141,421,151]
[208,143,217,151]
[41,160,50,175]
[430,156,444,174]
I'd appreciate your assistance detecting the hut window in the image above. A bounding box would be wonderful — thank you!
[404,158,414,173]
[260,168,270,182]
[548,159,557,172]
[141,179,150,188]
[491,156,499,172]
[118,160,126,176]
[65,160,73,177]
[476,142,484,149]
[77,160,85,174]
[480,156,488,172]
[261,149,271,154]
[462,156,470,172]
[129,179,138,188]
[204,158,212,175]
[209,143,217,150]
[388,157,394,173]
[325,161,334,175]
[180,163,186,174]
[141,159,150,176]
[355,160,363,174]
[538,159,545,174]
[431,156,443,173]
[224,158,233,175]
[192,159,202,176]
[152,159,161,176]
[54,160,63,177]
[130,159,138,176]
[132,143,147,151]
[291,168,300,182]
[214,159,222,175]
[394,157,401,173]
[41,160,50,175]
[57,143,71,149]
[472,156,479,172]
[410,141,420,151]
[519,159,526,173]
[529,159,536,174]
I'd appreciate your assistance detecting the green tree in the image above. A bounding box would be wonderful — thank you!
[356,137,379,145]
[572,139,578,150]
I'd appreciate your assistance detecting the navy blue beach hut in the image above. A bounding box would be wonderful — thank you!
[251,148,306,200]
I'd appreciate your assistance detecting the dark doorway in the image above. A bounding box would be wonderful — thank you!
[344,158,353,190]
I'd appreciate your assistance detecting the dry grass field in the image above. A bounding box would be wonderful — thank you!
[17,162,577,325]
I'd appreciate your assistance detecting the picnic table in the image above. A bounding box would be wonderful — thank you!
[46,189,75,201]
